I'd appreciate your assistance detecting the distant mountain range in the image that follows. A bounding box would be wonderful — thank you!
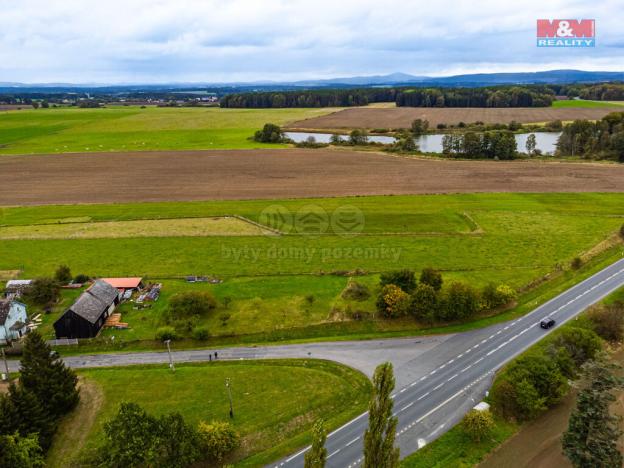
[1,70,623,93]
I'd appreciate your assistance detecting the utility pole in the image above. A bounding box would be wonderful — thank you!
[225,378,234,418]
[1,347,11,382]
[164,339,175,372]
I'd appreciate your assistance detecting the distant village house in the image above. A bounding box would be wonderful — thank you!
[0,299,28,344]
[3,279,33,299]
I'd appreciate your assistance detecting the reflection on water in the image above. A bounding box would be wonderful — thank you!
[284,131,562,155]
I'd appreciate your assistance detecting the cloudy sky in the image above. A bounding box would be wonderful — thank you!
[1,0,623,83]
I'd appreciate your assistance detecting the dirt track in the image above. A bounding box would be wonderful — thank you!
[288,107,623,130]
[1,149,624,205]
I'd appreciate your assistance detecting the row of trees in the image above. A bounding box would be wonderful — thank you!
[222,88,397,108]
[576,83,624,101]
[490,301,624,467]
[441,131,518,159]
[222,85,555,108]
[375,268,517,322]
[89,403,239,467]
[0,332,80,464]
[396,86,554,108]
[556,112,624,161]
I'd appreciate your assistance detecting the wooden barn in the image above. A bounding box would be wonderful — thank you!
[53,280,120,339]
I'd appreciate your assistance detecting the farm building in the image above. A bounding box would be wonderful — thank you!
[3,279,33,299]
[0,300,28,344]
[53,280,120,339]
[101,277,144,293]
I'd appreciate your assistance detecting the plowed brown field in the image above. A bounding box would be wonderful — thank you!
[1,149,623,205]
[288,107,622,130]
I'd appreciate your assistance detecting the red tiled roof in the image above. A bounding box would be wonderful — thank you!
[100,277,143,289]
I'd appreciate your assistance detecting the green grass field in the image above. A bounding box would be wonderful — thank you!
[0,106,338,154]
[3,193,624,344]
[551,99,624,108]
[45,360,371,467]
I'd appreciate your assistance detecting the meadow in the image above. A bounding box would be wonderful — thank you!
[551,99,624,108]
[0,106,338,154]
[3,193,624,344]
[45,360,371,467]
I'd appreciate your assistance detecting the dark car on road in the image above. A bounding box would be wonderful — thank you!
[540,318,556,329]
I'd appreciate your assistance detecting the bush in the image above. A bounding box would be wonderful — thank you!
[376,284,410,318]
[349,129,369,145]
[481,283,517,309]
[419,267,443,291]
[379,269,416,293]
[24,278,60,306]
[437,282,481,321]
[410,283,437,322]
[341,280,371,301]
[0,432,45,467]
[620,223,624,239]
[571,257,583,270]
[553,327,601,366]
[155,327,178,341]
[462,409,494,443]
[197,420,239,462]
[54,265,72,284]
[95,403,200,468]
[73,274,90,284]
[253,123,284,143]
[492,355,569,421]
[192,327,210,341]
[169,291,217,319]
[588,302,624,342]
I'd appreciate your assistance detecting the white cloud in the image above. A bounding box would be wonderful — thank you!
[0,0,622,83]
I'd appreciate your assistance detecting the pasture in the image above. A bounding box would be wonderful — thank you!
[0,106,338,155]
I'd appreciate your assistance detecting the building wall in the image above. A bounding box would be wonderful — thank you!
[0,301,28,344]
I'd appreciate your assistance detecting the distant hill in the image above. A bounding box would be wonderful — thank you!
[1,70,623,94]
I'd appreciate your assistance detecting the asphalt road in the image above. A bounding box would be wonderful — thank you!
[5,257,624,467]
[277,257,624,468]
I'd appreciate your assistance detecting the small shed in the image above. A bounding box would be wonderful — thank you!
[53,280,120,339]
[0,300,28,344]
[3,280,33,299]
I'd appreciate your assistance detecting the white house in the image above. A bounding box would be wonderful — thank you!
[0,300,28,344]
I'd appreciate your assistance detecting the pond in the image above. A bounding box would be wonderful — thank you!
[284,131,562,155]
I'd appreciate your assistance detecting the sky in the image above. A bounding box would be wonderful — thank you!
[1,0,623,84]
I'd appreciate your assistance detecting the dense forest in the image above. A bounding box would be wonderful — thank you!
[220,88,397,108]
[557,111,624,161]
[395,86,554,107]
[220,85,555,108]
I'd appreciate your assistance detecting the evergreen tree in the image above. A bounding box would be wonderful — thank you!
[364,362,399,468]
[19,331,79,418]
[304,419,327,468]
[0,384,56,450]
[562,358,623,468]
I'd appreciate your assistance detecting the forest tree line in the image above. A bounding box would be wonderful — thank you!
[220,85,556,108]
[556,111,624,161]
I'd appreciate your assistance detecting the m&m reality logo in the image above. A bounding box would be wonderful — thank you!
[537,19,595,47]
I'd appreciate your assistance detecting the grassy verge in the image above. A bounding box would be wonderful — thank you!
[401,416,517,468]
[46,359,371,467]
